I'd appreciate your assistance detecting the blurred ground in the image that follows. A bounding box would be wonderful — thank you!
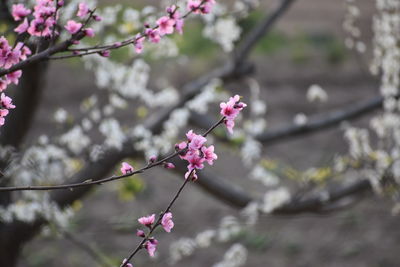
[19,0,400,267]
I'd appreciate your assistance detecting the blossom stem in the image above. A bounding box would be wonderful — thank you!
[0,117,225,192]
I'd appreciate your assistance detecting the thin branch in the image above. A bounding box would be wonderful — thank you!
[256,96,383,144]
[233,0,297,65]
[121,172,192,267]
[0,117,225,192]
[190,95,383,145]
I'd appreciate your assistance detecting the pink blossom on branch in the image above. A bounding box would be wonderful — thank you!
[122,259,133,267]
[77,2,90,18]
[156,16,175,36]
[138,214,155,228]
[65,20,82,34]
[14,18,29,34]
[220,95,247,134]
[12,4,31,21]
[1,93,15,109]
[161,212,174,232]
[120,162,134,174]
[145,239,158,257]
[134,34,145,54]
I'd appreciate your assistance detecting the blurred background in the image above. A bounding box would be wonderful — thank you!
[10,0,399,266]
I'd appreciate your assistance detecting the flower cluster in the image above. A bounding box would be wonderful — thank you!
[0,39,29,124]
[176,130,218,181]
[131,1,216,55]
[134,212,174,258]
[220,95,247,134]
[0,1,99,126]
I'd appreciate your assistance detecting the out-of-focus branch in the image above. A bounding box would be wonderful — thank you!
[233,0,297,66]
[172,156,371,213]
[190,95,383,145]
[256,96,383,144]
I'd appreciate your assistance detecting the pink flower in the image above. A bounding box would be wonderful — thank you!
[0,117,5,126]
[99,50,110,57]
[188,134,207,150]
[186,152,205,171]
[161,212,174,233]
[220,100,239,119]
[224,119,235,134]
[0,93,15,109]
[175,17,184,34]
[145,239,158,257]
[84,28,95,37]
[201,145,217,165]
[122,259,133,267]
[134,34,144,54]
[186,130,196,141]
[6,70,22,85]
[65,20,82,34]
[185,169,198,181]
[14,18,29,34]
[120,162,134,174]
[12,4,31,21]
[0,79,8,92]
[149,155,157,163]
[0,109,9,117]
[136,229,145,237]
[145,28,161,43]
[187,0,201,13]
[156,16,175,36]
[220,95,246,134]
[163,162,175,169]
[138,214,155,227]
[177,141,187,150]
[77,2,89,18]
[20,46,32,60]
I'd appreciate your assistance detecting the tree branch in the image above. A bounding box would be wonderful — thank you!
[190,95,383,145]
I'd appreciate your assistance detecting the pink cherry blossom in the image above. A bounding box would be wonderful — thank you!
[134,34,144,54]
[138,214,155,227]
[186,151,205,171]
[163,162,175,169]
[0,109,9,117]
[65,20,82,34]
[120,162,134,174]
[145,239,158,257]
[99,50,110,57]
[122,259,133,267]
[188,134,207,150]
[12,4,31,21]
[1,93,15,109]
[84,28,95,37]
[136,229,145,237]
[220,95,247,134]
[6,71,22,85]
[186,130,196,141]
[201,145,218,165]
[77,2,89,18]
[14,18,29,34]
[161,212,174,233]
[224,118,235,134]
[149,155,157,163]
[187,0,202,13]
[156,16,175,36]
[0,79,8,92]
[145,28,161,43]
[185,169,198,181]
